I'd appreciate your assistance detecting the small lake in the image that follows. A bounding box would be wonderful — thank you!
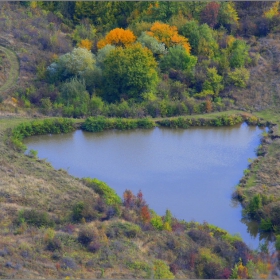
[24,123,265,248]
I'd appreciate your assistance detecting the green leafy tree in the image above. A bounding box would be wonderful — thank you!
[59,78,90,117]
[151,215,164,230]
[102,43,158,102]
[71,23,96,44]
[227,67,250,88]
[160,45,197,73]
[180,21,218,58]
[74,2,137,31]
[203,67,224,97]
[218,2,239,33]
[229,40,250,68]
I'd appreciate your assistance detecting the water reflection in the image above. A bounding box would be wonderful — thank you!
[24,123,265,248]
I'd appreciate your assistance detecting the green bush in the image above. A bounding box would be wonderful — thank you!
[106,222,141,238]
[83,178,122,206]
[17,209,55,228]
[151,215,164,230]
[260,218,273,232]
[81,116,155,132]
[72,202,85,222]
[246,194,262,218]
[227,68,250,88]
[153,260,175,279]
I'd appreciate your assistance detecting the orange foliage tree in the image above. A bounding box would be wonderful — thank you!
[147,22,191,53]
[97,28,136,49]
[78,39,93,51]
[140,205,151,224]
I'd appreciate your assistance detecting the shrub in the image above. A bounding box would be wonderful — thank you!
[88,240,101,253]
[246,194,262,218]
[60,257,78,270]
[27,149,38,158]
[227,68,250,88]
[151,215,164,230]
[153,260,175,279]
[46,238,62,252]
[106,222,141,239]
[188,229,211,246]
[260,218,273,232]
[17,209,55,227]
[72,202,85,222]
[203,262,223,279]
[78,226,95,246]
[83,178,122,206]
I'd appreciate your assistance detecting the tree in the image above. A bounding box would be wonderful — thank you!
[147,22,191,53]
[140,205,151,224]
[227,68,250,88]
[96,44,116,68]
[203,67,224,97]
[137,32,167,56]
[218,2,239,33]
[180,21,218,58]
[71,23,96,44]
[74,2,137,31]
[47,47,95,82]
[200,2,220,28]
[264,2,279,19]
[160,45,197,73]
[78,39,93,51]
[229,39,250,68]
[102,43,158,102]
[97,28,136,49]
[59,78,90,117]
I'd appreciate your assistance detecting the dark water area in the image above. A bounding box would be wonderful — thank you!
[24,123,266,249]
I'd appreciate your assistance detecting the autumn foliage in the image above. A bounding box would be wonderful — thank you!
[97,28,136,49]
[147,22,191,53]
[200,2,220,28]
[78,39,93,51]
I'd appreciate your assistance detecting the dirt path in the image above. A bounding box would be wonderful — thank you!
[0,45,19,94]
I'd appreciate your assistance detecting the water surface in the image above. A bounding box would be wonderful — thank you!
[24,123,264,248]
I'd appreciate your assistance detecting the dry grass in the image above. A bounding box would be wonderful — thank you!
[0,45,19,95]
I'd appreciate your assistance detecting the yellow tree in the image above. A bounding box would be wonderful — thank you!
[97,28,136,49]
[147,22,191,53]
[264,2,279,19]
[78,39,93,51]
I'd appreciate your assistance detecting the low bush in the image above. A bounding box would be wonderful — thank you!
[78,226,95,246]
[106,222,141,239]
[188,229,211,246]
[83,178,122,206]
[17,209,55,227]
[81,116,155,132]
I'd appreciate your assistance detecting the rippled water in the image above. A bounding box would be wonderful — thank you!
[24,123,265,248]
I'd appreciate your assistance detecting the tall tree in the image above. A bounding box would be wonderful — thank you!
[147,22,191,53]
[200,2,220,28]
[97,28,136,49]
[102,43,158,102]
